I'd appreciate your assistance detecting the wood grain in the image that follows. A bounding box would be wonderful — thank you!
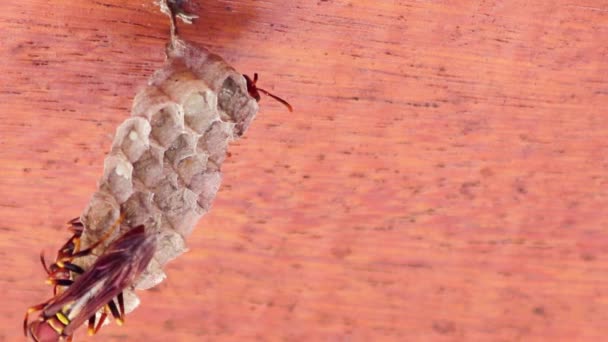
[1,0,607,341]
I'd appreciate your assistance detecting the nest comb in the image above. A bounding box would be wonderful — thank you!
[72,15,260,314]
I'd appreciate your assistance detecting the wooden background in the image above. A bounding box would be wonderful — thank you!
[1,0,607,341]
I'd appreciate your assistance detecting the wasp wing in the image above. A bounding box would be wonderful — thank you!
[41,226,156,336]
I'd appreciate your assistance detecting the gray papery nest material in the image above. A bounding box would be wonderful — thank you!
[73,36,259,314]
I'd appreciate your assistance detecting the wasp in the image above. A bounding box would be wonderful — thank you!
[24,223,156,341]
[163,0,292,113]
[244,73,293,112]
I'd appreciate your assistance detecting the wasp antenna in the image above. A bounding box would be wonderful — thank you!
[257,88,294,112]
[244,73,293,112]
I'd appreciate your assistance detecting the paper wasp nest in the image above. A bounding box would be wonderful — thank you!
[74,37,259,313]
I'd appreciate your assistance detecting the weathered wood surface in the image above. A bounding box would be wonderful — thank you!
[1,0,607,341]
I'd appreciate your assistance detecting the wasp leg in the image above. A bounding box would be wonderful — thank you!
[41,257,75,295]
[46,278,74,287]
[117,292,125,322]
[60,214,125,263]
[92,295,124,334]
[65,247,95,260]
[47,261,84,295]
[87,315,96,336]
[56,261,85,275]
[46,260,85,278]
[40,235,79,295]
[41,230,81,277]
[60,233,80,255]
[66,219,83,251]
[67,220,83,239]
[67,217,82,226]
[107,299,124,326]
[92,306,109,335]
[23,300,52,336]
[55,238,77,263]
[58,219,84,259]
[43,215,124,297]
[39,219,86,294]
[93,309,109,334]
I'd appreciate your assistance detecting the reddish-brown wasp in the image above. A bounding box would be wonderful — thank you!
[24,224,156,341]
[244,73,293,112]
